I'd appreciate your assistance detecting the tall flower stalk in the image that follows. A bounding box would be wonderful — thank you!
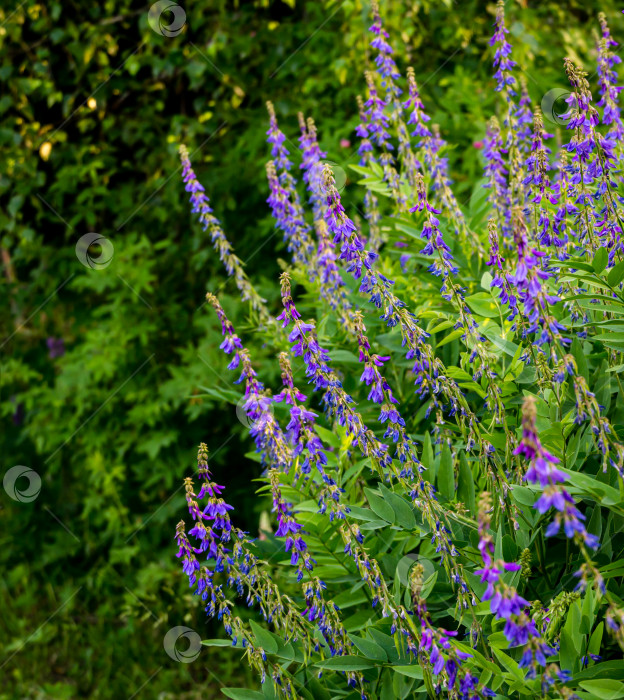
[180,145,269,318]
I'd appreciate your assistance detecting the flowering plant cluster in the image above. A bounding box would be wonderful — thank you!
[175,3,624,698]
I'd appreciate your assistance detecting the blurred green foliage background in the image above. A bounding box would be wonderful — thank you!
[0,0,620,697]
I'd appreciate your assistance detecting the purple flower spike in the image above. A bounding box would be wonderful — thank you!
[516,397,600,556]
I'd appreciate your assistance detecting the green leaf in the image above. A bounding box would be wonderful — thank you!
[609,261,624,287]
[370,161,383,177]
[579,680,624,699]
[202,638,237,647]
[457,453,475,514]
[437,445,455,500]
[575,660,624,682]
[436,328,464,348]
[364,488,395,523]
[249,620,279,654]
[560,273,613,292]
[491,648,524,681]
[571,337,589,381]
[594,332,624,342]
[601,560,624,578]
[274,641,304,663]
[455,641,502,676]
[482,326,520,357]
[221,690,265,700]
[299,676,329,700]
[564,600,584,660]
[468,177,491,225]
[333,590,369,609]
[349,505,385,522]
[559,627,576,672]
[575,302,624,316]
[315,655,377,671]
[380,673,394,700]
[588,622,604,657]
[314,424,340,449]
[344,609,375,633]
[379,485,416,529]
[262,675,277,700]
[494,523,503,563]
[368,629,400,663]
[465,292,501,318]
[395,221,422,240]
[561,468,622,509]
[487,631,509,649]
[588,506,603,539]
[556,258,596,273]
[328,349,361,364]
[565,428,583,468]
[593,247,609,273]
[392,664,424,679]
[348,634,388,662]
[359,520,389,530]
[428,319,455,334]
[502,534,518,562]
[348,164,374,177]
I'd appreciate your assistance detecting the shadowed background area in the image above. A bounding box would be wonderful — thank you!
[0,0,619,697]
